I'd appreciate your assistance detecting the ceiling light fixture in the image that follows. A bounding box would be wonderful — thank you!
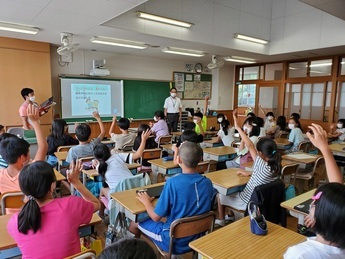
[0,21,39,35]
[90,36,148,49]
[137,11,193,28]
[224,56,256,64]
[234,33,268,44]
[162,47,205,57]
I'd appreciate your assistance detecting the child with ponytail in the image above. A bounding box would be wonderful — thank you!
[217,119,235,147]
[7,160,100,258]
[215,109,282,226]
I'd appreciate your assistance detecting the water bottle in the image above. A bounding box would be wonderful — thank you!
[105,224,115,247]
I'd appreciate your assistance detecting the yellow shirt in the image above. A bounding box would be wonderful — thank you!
[195,116,207,134]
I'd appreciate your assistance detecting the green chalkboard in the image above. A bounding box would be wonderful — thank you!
[124,80,170,119]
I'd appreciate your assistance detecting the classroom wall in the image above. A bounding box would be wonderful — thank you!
[50,47,234,118]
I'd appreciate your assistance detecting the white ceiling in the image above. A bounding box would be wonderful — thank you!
[1,0,345,64]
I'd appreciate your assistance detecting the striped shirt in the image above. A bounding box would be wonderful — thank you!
[239,156,276,204]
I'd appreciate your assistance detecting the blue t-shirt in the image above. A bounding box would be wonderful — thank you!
[288,127,304,151]
[154,173,214,254]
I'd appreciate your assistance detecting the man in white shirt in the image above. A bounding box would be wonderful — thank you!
[163,87,182,132]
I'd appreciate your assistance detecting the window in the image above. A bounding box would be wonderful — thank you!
[309,59,332,77]
[340,58,345,76]
[288,62,308,78]
[243,67,260,80]
[335,82,345,121]
[238,84,256,107]
[285,82,330,121]
[265,63,283,80]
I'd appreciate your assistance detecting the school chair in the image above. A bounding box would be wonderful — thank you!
[158,135,173,148]
[249,179,287,227]
[280,163,300,187]
[195,161,210,174]
[57,145,76,152]
[1,191,25,215]
[278,131,289,139]
[139,148,162,175]
[7,127,24,138]
[147,211,215,259]
[297,141,309,153]
[63,249,96,259]
[119,143,134,152]
[294,157,325,192]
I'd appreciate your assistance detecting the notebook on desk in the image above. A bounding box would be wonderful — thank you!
[294,198,313,214]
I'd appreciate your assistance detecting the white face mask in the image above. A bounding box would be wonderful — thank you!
[193,119,198,124]
[337,123,343,129]
[170,93,177,98]
[153,116,158,122]
[217,118,223,123]
[267,116,273,121]
[29,96,35,102]
[243,125,251,134]
[288,123,295,130]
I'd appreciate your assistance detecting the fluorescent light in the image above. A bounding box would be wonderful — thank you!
[90,36,148,49]
[224,56,255,64]
[0,21,39,35]
[137,11,193,28]
[162,47,205,57]
[234,33,268,44]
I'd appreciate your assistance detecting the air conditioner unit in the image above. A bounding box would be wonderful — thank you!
[89,68,110,76]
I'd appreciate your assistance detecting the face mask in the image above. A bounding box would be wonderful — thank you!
[193,119,198,124]
[153,116,158,122]
[170,93,177,98]
[243,125,251,134]
[267,116,273,121]
[288,123,295,130]
[217,118,223,123]
[29,96,35,102]
[337,123,343,129]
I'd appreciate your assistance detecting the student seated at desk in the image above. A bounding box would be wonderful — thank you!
[194,96,209,136]
[0,104,47,194]
[216,113,227,129]
[217,119,235,147]
[129,142,214,255]
[7,160,100,259]
[284,124,345,259]
[285,117,304,153]
[175,122,203,147]
[274,116,287,139]
[225,116,260,169]
[264,112,277,137]
[109,116,136,153]
[216,109,282,227]
[0,133,17,169]
[328,118,345,141]
[46,119,78,167]
[65,111,105,166]
[150,110,169,143]
[94,129,151,218]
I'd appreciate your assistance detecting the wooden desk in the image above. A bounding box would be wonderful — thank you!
[282,152,321,169]
[203,146,238,162]
[54,151,68,171]
[329,143,345,157]
[54,169,66,182]
[0,213,102,258]
[81,164,141,185]
[171,131,182,137]
[205,168,249,196]
[274,138,291,149]
[281,189,315,218]
[110,183,164,223]
[242,160,296,171]
[189,217,305,259]
[149,158,181,176]
[203,137,223,148]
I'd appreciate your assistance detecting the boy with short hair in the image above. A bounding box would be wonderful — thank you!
[194,96,209,136]
[109,116,135,152]
[0,104,47,193]
[19,88,36,130]
[130,141,214,255]
[66,111,105,164]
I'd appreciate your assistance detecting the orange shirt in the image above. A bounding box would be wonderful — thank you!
[0,168,20,194]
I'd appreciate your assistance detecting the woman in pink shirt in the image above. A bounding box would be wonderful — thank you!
[7,160,100,259]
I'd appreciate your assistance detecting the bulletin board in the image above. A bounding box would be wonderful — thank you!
[173,72,212,99]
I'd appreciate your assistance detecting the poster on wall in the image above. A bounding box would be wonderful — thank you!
[174,72,184,92]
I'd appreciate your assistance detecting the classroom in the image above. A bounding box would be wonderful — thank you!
[1,0,345,258]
